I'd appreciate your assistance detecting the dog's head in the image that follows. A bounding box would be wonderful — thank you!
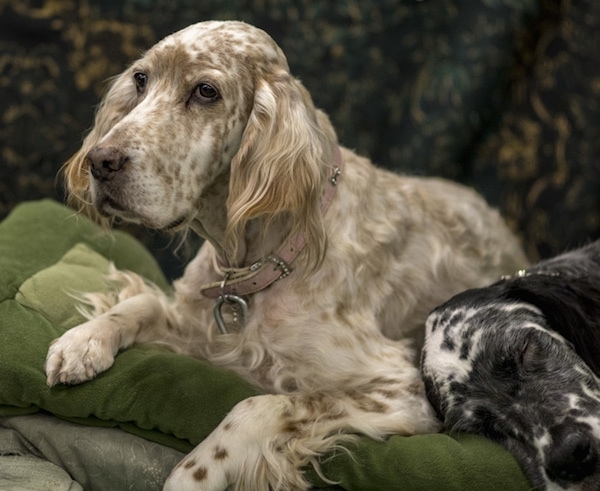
[422,278,600,491]
[65,20,334,263]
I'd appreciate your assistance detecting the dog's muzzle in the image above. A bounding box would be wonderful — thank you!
[544,424,598,484]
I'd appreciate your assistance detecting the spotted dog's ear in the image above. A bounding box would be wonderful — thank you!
[226,72,334,269]
[62,69,139,210]
[505,275,600,376]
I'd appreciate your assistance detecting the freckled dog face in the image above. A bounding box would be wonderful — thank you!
[85,21,285,230]
[422,304,600,491]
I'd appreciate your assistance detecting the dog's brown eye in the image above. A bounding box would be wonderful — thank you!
[134,72,147,93]
[194,83,219,102]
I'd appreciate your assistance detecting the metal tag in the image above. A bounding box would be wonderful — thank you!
[213,294,248,334]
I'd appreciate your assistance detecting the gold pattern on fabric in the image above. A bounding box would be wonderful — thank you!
[1,0,598,277]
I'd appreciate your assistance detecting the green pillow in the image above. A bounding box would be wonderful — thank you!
[0,200,531,490]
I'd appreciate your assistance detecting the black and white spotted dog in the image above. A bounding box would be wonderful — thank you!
[421,240,600,491]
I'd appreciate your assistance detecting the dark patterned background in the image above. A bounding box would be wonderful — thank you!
[1,0,598,279]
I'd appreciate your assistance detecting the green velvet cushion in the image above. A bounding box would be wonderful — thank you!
[0,200,531,490]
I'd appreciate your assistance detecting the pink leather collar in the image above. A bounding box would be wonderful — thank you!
[200,146,343,299]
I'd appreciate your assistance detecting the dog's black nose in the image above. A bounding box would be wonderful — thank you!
[88,146,127,181]
[545,427,597,483]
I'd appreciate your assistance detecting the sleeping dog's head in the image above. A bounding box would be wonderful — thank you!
[421,241,600,490]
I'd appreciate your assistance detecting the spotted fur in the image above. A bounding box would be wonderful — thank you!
[45,21,527,490]
[422,240,600,491]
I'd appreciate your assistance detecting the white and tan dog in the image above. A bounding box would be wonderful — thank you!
[45,21,527,490]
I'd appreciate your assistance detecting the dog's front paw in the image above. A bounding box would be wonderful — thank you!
[45,320,117,386]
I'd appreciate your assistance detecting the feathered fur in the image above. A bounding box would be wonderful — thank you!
[46,21,527,490]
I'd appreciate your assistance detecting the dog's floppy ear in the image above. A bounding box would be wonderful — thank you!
[505,275,600,376]
[226,72,335,269]
[62,70,138,209]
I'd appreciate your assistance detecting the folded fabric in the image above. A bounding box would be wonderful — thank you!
[0,200,531,490]
[1,413,183,491]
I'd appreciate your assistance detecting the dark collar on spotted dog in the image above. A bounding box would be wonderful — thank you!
[500,269,561,281]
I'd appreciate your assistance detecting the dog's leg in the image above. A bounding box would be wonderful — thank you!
[165,372,439,491]
[45,267,188,386]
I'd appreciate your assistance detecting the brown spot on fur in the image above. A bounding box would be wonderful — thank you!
[369,376,399,386]
[213,446,228,460]
[375,388,400,399]
[284,422,299,434]
[223,421,232,431]
[283,419,308,434]
[323,407,349,420]
[193,466,208,481]
[301,392,348,419]
[346,389,390,413]
[183,459,196,469]
[356,396,389,414]
[335,302,351,323]
[408,379,426,396]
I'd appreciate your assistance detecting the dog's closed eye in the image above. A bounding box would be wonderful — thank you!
[518,333,532,367]
[516,332,547,374]
[488,333,536,380]
[516,331,574,375]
